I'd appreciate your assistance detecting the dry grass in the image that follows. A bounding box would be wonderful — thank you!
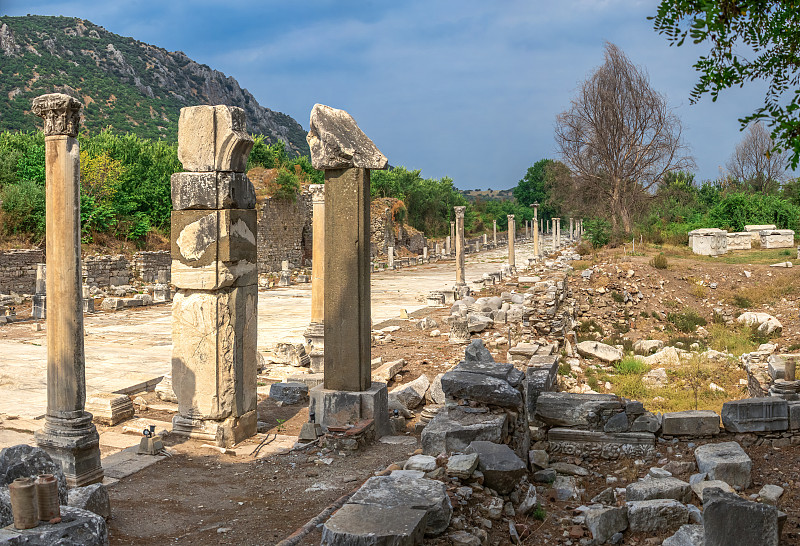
[722,269,800,306]
[707,323,760,357]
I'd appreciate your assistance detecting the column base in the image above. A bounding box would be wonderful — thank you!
[35,412,103,488]
[171,410,257,447]
[304,322,325,373]
[309,382,390,437]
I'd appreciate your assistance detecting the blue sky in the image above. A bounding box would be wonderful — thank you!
[1,0,771,190]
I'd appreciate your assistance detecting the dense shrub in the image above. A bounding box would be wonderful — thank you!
[583,217,611,248]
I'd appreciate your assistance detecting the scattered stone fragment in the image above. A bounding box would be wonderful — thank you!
[549,462,590,477]
[759,484,784,506]
[446,453,479,480]
[517,484,539,516]
[626,478,692,503]
[703,487,779,546]
[534,468,556,483]
[694,442,752,488]
[448,530,481,546]
[634,339,664,355]
[626,499,689,534]
[404,454,437,473]
[67,483,111,520]
[321,503,427,545]
[737,312,783,336]
[604,412,629,432]
[591,487,615,505]
[585,506,628,544]
[347,475,452,536]
[466,441,526,495]
[691,480,735,502]
[663,523,704,546]
[576,341,623,363]
[552,475,580,501]
[389,374,430,411]
[268,382,309,405]
[528,449,548,470]
[631,412,661,433]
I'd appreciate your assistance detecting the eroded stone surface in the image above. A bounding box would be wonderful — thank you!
[694,442,751,489]
[307,104,387,170]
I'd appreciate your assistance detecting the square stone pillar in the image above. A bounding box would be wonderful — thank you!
[32,93,103,487]
[454,206,466,286]
[388,245,395,270]
[532,203,540,259]
[445,235,451,256]
[493,219,497,247]
[507,214,516,270]
[306,104,390,437]
[170,105,258,447]
[305,184,325,372]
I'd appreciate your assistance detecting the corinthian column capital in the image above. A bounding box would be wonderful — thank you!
[32,93,82,137]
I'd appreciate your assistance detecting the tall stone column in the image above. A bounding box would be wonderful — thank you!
[445,235,451,256]
[32,93,103,487]
[532,202,539,259]
[450,221,456,255]
[305,184,325,373]
[388,245,395,269]
[170,105,258,447]
[454,206,466,287]
[306,104,390,436]
[507,214,516,270]
[493,219,497,247]
[555,218,561,249]
[570,218,574,241]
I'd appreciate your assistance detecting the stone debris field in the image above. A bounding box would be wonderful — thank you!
[0,97,798,546]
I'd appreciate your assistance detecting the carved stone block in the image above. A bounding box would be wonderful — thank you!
[177,105,254,172]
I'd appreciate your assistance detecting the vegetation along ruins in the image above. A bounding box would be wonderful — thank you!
[2,3,800,545]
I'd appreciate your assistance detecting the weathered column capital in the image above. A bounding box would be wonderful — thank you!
[307,104,387,170]
[32,93,82,137]
[454,206,466,219]
[507,214,515,220]
[309,183,325,204]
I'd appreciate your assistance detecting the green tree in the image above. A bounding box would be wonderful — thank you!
[652,1,800,166]
[513,159,562,222]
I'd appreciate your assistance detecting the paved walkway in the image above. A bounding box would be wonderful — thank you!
[0,241,543,420]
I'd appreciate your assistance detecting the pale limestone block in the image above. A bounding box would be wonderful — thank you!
[171,285,257,421]
[177,105,254,172]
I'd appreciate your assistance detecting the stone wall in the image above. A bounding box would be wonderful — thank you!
[132,251,171,283]
[0,249,44,293]
[82,255,130,287]
[256,191,313,274]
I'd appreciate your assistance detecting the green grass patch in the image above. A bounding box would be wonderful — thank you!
[667,310,707,333]
[578,319,604,336]
[732,294,752,308]
[614,356,650,375]
[611,291,625,303]
[707,323,757,357]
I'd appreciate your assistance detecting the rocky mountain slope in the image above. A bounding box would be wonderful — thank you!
[0,15,309,156]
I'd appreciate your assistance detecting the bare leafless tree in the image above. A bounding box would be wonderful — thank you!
[554,43,694,232]
[726,121,788,193]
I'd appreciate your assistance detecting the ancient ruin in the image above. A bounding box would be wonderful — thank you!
[169,104,259,446]
[31,93,104,489]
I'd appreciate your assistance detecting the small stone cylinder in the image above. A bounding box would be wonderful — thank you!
[9,477,38,530]
[35,474,60,521]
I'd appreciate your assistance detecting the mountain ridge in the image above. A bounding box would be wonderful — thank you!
[0,15,310,156]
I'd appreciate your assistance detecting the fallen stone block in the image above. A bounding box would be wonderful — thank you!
[321,503,427,545]
[703,487,779,546]
[85,393,134,426]
[631,412,661,433]
[373,359,405,383]
[155,374,178,403]
[446,453,479,480]
[626,499,689,534]
[466,441,526,495]
[67,483,110,520]
[421,407,506,455]
[0,506,107,545]
[720,397,788,433]
[268,382,309,405]
[576,341,623,363]
[737,312,783,336]
[626,477,692,503]
[759,484,784,506]
[404,455,437,473]
[440,371,521,408]
[634,339,664,355]
[347,475,451,536]
[691,479,735,502]
[694,442,751,489]
[662,410,719,436]
[389,374,430,411]
[534,392,622,428]
[585,505,628,544]
[552,475,579,501]
[663,523,704,546]
[0,445,68,504]
[525,356,559,420]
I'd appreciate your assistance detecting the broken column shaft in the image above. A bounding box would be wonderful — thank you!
[305,184,325,372]
[32,93,103,487]
[305,103,389,436]
[507,214,516,270]
[454,206,466,287]
[170,105,258,447]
